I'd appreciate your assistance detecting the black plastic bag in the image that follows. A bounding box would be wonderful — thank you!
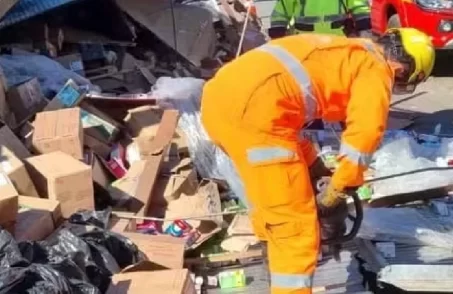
[79,230,144,269]
[68,209,111,230]
[0,229,29,268]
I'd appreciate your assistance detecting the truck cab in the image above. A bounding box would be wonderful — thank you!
[371,0,453,49]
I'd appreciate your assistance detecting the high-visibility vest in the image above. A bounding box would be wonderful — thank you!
[270,0,370,36]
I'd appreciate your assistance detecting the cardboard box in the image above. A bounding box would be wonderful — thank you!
[106,269,196,294]
[0,191,18,235]
[32,108,84,159]
[84,151,115,203]
[83,133,111,159]
[124,105,163,137]
[0,145,39,197]
[0,126,31,159]
[25,151,94,218]
[121,233,185,269]
[0,172,19,198]
[6,78,47,124]
[0,70,16,129]
[15,207,54,241]
[55,54,85,77]
[18,196,62,225]
[53,79,85,107]
[80,102,121,144]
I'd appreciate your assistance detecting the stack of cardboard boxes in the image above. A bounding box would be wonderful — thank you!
[0,76,228,293]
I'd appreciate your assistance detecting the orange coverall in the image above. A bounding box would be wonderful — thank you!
[201,34,394,293]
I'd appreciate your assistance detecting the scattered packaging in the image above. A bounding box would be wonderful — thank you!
[107,269,196,294]
[25,151,94,218]
[6,77,47,124]
[0,145,39,196]
[0,125,31,159]
[0,190,18,235]
[18,195,62,225]
[55,53,85,76]
[121,233,186,269]
[15,207,54,241]
[32,107,84,159]
[53,79,85,107]
[218,269,246,289]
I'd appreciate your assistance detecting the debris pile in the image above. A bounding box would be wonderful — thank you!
[0,1,452,293]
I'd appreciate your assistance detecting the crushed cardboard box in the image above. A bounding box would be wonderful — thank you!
[0,125,31,159]
[0,186,18,234]
[0,145,39,197]
[25,151,94,218]
[106,269,196,294]
[121,233,186,269]
[6,77,47,125]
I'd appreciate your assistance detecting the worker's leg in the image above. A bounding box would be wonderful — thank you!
[232,141,320,294]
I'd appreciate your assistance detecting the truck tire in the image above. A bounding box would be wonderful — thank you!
[387,14,401,28]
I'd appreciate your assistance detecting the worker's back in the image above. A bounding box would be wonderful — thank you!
[202,34,392,137]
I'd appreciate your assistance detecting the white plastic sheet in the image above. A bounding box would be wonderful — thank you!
[358,205,453,249]
[371,136,453,197]
[151,77,248,207]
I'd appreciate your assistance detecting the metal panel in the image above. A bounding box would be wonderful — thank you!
[0,0,80,29]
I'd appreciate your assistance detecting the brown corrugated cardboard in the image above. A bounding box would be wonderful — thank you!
[124,105,163,137]
[0,146,39,197]
[15,207,54,241]
[84,151,115,203]
[18,196,62,226]
[0,126,31,159]
[0,173,19,198]
[0,191,18,235]
[128,110,179,217]
[121,233,185,269]
[6,78,47,124]
[32,108,84,159]
[106,269,196,294]
[25,151,94,218]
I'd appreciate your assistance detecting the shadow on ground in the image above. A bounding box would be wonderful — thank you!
[431,51,453,77]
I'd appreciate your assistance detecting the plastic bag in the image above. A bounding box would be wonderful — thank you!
[0,209,144,294]
[371,136,453,197]
[0,54,99,98]
[151,77,249,207]
[357,205,453,249]
[68,208,112,230]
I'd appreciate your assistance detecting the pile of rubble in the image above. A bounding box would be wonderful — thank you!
[1,1,453,293]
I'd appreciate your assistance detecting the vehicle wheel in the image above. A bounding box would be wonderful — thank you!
[387,14,401,28]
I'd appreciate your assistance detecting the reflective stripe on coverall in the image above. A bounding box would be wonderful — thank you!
[201,34,393,293]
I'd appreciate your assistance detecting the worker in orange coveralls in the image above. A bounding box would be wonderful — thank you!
[201,27,434,294]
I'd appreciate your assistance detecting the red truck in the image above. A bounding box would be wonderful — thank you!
[370,0,453,49]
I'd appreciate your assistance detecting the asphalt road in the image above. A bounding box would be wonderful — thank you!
[390,53,453,135]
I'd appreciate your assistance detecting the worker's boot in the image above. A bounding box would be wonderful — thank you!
[260,241,271,284]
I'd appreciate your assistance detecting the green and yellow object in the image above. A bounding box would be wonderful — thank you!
[218,269,246,289]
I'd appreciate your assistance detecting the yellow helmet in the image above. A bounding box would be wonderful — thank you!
[381,28,435,85]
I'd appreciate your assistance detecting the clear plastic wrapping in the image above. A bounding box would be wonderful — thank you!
[151,77,248,206]
[358,205,453,249]
[371,136,453,197]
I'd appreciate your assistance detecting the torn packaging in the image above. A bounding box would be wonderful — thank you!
[6,77,47,125]
[107,269,196,294]
[0,190,18,235]
[0,145,38,197]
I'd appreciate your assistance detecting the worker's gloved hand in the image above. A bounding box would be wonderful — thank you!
[309,157,332,194]
[316,182,348,218]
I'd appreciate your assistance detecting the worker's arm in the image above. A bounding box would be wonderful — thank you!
[268,0,294,39]
[331,58,393,191]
